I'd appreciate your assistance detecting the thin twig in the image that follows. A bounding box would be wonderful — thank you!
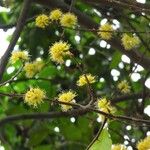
[63,26,150,34]
[0,92,22,98]
[90,108,150,125]
[0,65,24,86]
[69,0,75,12]
[0,16,35,30]
[86,118,107,150]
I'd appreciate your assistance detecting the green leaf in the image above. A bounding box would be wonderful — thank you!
[0,12,9,24]
[38,65,58,78]
[28,125,49,146]
[6,104,27,115]
[110,51,121,69]
[90,128,112,150]
[59,118,82,141]
[33,145,53,150]
[109,121,122,143]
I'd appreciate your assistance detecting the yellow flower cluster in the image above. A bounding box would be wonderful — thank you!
[24,60,44,78]
[10,51,29,64]
[60,12,77,27]
[77,74,96,86]
[49,9,62,21]
[49,41,71,64]
[35,14,49,29]
[35,9,78,29]
[112,144,127,150]
[24,88,45,107]
[98,23,113,40]
[117,80,130,94]
[137,136,150,150]
[121,34,140,50]
[97,98,115,120]
[58,90,77,111]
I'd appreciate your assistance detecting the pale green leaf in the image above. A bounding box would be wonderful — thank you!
[90,128,112,150]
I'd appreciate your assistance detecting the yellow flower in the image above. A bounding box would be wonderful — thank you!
[24,63,36,78]
[24,60,44,78]
[117,80,130,94]
[49,41,71,64]
[137,136,150,150]
[24,88,45,107]
[77,74,96,86]
[97,98,114,114]
[34,60,45,72]
[58,90,77,111]
[35,14,49,29]
[112,144,127,150]
[49,9,62,21]
[98,23,113,40]
[60,12,77,27]
[121,34,140,50]
[97,98,115,121]
[10,51,29,63]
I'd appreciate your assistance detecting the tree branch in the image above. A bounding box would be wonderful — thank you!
[82,0,150,14]
[0,0,32,81]
[0,106,149,128]
[111,91,150,104]
[0,16,35,30]
[0,109,87,127]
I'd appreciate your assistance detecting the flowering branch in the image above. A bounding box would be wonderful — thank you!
[35,0,150,70]
[0,91,149,126]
